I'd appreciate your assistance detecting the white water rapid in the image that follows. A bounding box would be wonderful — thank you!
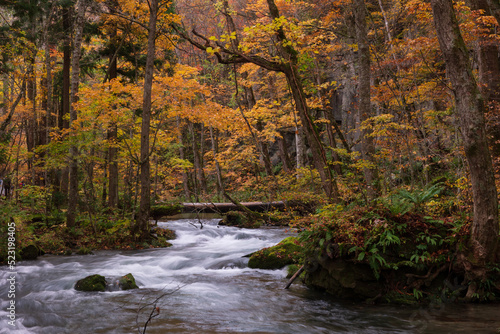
[1,218,499,333]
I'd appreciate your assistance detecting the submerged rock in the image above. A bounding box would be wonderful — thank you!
[118,273,138,290]
[75,274,107,292]
[248,237,302,269]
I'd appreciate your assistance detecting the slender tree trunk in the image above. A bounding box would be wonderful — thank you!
[295,126,306,171]
[209,125,224,200]
[176,117,191,200]
[277,131,293,173]
[26,59,36,180]
[60,5,72,201]
[354,0,380,199]
[189,122,207,195]
[431,0,499,266]
[323,110,343,175]
[67,0,87,228]
[134,0,158,239]
[107,21,119,209]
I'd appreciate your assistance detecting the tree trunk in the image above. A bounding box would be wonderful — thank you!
[189,122,207,195]
[209,125,224,200]
[176,117,191,200]
[295,126,306,171]
[67,0,87,228]
[263,0,339,200]
[470,0,500,160]
[277,131,293,173]
[354,0,380,199]
[134,0,158,239]
[431,0,499,265]
[59,5,72,202]
[107,17,119,209]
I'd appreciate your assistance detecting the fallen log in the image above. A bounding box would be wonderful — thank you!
[181,201,287,214]
[284,265,305,289]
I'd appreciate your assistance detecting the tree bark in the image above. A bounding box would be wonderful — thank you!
[134,0,158,239]
[59,5,72,202]
[277,131,293,173]
[176,117,191,200]
[431,0,499,264]
[354,0,380,199]
[67,0,87,228]
[107,5,119,209]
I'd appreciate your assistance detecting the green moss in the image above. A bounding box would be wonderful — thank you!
[75,274,107,292]
[150,204,183,219]
[76,247,93,255]
[286,264,305,279]
[220,211,263,228]
[118,273,138,290]
[153,227,176,240]
[248,237,302,269]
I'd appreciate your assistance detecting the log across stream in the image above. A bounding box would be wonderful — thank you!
[181,201,288,213]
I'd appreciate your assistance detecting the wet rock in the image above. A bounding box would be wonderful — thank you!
[118,273,138,290]
[248,237,302,269]
[303,257,383,300]
[20,244,41,260]
[74,274,107,292]
[220,211,262,228]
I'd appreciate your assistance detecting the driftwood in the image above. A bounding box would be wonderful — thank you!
[284,265,305,289]
[181,201,289,214]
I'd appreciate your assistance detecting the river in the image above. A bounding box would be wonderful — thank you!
[1,218,499,333]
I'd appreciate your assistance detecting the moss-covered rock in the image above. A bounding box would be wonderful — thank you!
[20,244,41,260]
[74,274,107,292]
[76,247,93,255]
[220,211,262,228]
[118,273,138,290]
[286,264,305,279]
[248,237,302,269]
[152,227,176,240]
[303,257,383,300]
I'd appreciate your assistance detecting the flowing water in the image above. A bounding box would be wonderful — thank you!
[1,218,499,334]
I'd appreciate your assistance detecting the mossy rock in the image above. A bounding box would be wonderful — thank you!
[118,273,138,290]
[150,204,183,220]
[220,211,262,228]
[76,247,93,255]
[20,244,41,260]
[75,274,107,292]
[152,227,176,240]
[286,264,305,279]
[248,237,302,269]
[150,236,172,248]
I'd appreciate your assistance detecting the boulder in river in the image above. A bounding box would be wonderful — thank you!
[248,237,302,269]
[220,211,262,228]
[74,274,107,292]
[20,244,42,260]
[118,273,138,290]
